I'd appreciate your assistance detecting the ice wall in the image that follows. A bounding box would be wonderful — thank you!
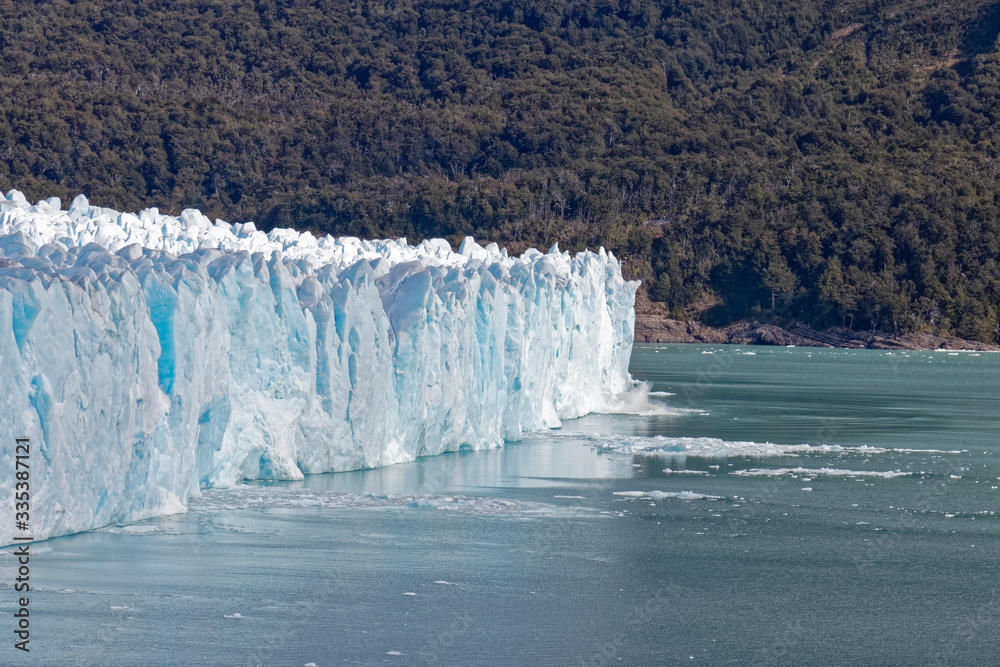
[0,190,638,544]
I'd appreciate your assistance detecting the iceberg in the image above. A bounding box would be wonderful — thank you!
[0,190,638,544]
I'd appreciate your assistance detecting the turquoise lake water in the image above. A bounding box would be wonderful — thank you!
[2,344,999,665]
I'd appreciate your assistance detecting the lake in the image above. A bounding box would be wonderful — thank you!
[3,344,999,666]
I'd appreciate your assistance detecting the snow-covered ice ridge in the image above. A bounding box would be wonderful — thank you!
[0,190,638,544]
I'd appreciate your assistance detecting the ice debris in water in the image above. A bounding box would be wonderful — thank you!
[0,190,638,544]
[582,435,964,459]
[731,468,913,478]
[613,490,722,500]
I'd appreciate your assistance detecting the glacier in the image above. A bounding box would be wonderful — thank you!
[0,190,638,544]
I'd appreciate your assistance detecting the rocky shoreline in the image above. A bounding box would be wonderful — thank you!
[634,293,1000,352]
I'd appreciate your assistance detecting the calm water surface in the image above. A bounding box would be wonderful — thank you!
[3,345,999,666]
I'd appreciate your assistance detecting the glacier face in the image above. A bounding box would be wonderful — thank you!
[0,190,638,544]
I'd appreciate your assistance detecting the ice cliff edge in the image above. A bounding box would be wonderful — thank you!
[0,190,638,544]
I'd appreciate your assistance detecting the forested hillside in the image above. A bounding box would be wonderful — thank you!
[2,0,1000,340]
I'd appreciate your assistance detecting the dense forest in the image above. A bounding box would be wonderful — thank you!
[2,0,1000,341]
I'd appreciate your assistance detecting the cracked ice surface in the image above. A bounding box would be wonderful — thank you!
[0,191,637,543]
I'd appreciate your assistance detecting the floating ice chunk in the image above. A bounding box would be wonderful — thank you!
[613,490,721,500]
[850,446,964,454]
[649,490,722,500]
[118,525,158,534]
[587,435,843,458]
[580,435,961,460]
[732,468,912,479]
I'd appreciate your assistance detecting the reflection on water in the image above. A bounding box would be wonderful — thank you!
[282,437,624,497]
